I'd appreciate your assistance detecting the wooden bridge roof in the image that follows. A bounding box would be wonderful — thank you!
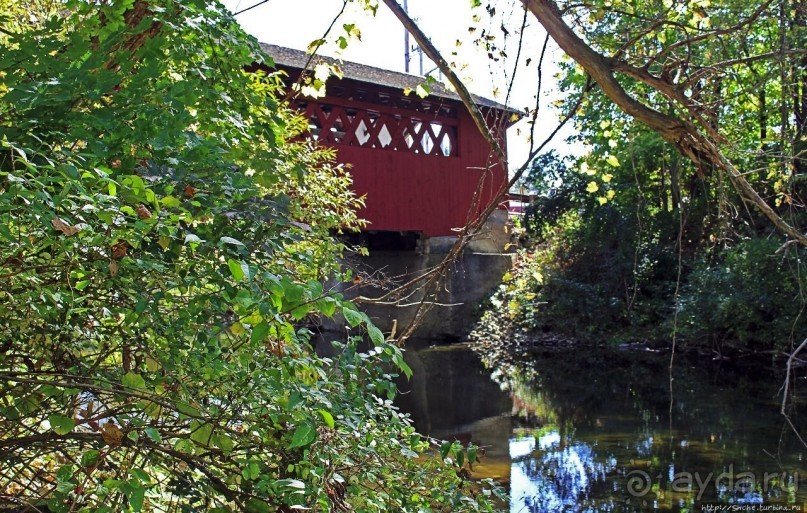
[259,43,520,116]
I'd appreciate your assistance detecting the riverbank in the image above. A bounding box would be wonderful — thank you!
[471,246,807,360]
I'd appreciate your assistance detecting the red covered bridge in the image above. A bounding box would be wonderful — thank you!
[259,44,517,240]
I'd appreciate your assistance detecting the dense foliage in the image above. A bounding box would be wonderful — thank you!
[485,0,807,351]
[0,2,502,512]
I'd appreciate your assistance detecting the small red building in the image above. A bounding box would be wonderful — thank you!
[260,44,517,239]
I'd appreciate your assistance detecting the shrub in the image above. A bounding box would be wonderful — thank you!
[679,238,807,351]
[0,2,501,511]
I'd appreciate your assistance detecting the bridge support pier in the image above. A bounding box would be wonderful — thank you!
[329,210,515,341]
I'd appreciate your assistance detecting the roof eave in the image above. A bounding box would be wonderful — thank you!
[259,42,523,118]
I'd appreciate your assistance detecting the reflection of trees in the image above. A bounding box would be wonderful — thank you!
[473,345,807,510]
[514,441,614,513]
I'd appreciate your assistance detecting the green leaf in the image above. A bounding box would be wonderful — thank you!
[251,321,270,343]
[393,352,413,380]
[227,258,244,281]
[290,304,311,320]
[130,468,151,485]
[287,391,303,410]
[160,195,181,208]
[220,236,245,247]
[190,420,213,446]
[343,307,364,328]
[318,409,335,428]
[440,441,452,460]
[80,449,101,467]
[49,414,75,435]
[606,155,620,167]
[306,279,324,298]
[415,83,430,98]
[454,445,465,467]
[144,427,162,443]
[176,402,200,417]
[317,296,337,317]
[276,478,306,491]
[125,484,145,512]
[56,464,73,481]
[367,324,385,345]
[467,444,478,465]
[245,499,271,513]
[281,279,304,304]
[103,478,124,490]
[122,372,146,390]
[212,433,234,453]
[288,422,317,449]
[242,462,261,481]
[228,258,247,281]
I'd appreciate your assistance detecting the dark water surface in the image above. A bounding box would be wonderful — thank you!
[395,342,807,512]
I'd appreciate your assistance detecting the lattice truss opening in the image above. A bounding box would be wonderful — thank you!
[296,101,458,157]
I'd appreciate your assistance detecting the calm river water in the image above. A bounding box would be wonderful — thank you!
[395,342,807,512]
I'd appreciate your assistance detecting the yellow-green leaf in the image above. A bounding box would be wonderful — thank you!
[122,372,146,390]
[212,432,234,452]
[228,258,246,281]
[318,409,335,429]
[49,414,75,435]
[190,420,213,446]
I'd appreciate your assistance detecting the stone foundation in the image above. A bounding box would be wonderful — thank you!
[328,210,515,340]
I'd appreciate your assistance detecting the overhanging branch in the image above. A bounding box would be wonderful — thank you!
[380,0,508,167]
[521,0,807,246]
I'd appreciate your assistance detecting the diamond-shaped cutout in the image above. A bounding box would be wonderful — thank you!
[354,119,370,145]
[378,124,392,148]
[293,100,456,156]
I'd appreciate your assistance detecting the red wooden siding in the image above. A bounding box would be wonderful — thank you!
[276,69,509,237]
[335,107,507,237]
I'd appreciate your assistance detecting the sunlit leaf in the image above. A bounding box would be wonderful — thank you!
[318,409,335,428]
[49,415,75,435]
[122,372,146,390]
[228,258,246,281]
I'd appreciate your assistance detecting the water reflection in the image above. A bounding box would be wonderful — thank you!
[511,432,616,512]
[395,343,807,512]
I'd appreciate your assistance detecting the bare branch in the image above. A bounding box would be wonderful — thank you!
[380,0,508,167]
